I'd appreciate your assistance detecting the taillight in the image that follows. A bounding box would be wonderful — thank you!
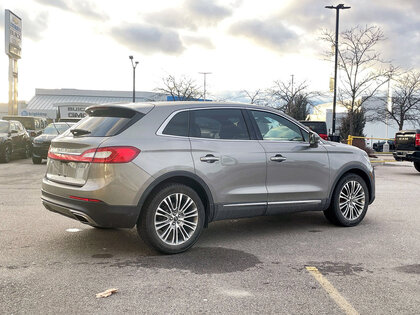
[48,146,140,163]
[319,133,329,140]
[416,134,420,147]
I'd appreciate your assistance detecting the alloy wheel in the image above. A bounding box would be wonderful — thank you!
[154,193,198,246]
[339,180,365,220]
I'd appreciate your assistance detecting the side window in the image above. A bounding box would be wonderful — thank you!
[17,122,24,131]
[10,122,17,132]
[250,111,304,141]
[190,109,250,140]
[162,111,189,137]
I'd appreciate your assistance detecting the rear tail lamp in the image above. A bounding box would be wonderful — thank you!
[48,146,140,163]
[416,134,420,147]
[319,133,329,140]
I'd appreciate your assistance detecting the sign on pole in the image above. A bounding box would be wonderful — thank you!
[5,9,22,59]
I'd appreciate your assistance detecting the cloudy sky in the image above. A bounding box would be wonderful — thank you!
[0,0,419,102]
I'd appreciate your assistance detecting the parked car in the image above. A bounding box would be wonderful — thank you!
[393,129,420,172]
[0,119,31,163]
[299,121,329,140]
[373,140,395,152]
[41,102,375,254]
[2,116,48,141]
[32,122,74,164]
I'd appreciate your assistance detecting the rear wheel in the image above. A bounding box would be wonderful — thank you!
[0,144,11,163]
[137,183,205,254]
[32,156,42,164]
[414,162,420,172]
[324,174,369,227]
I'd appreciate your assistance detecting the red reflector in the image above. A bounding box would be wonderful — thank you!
[48,146,140,163]
[416,134,420,147]
[319,133,329,140]
[69,196,102,203]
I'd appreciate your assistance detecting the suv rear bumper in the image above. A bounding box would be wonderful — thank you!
[41,190,139,228]
[393,151,420,162]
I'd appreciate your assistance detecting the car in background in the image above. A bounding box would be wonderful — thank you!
[2,116,48,142]
[32,122,74,164]
[393,129,420,172]
[0,119,31,163]
[373,140,395,152]
[299,121,329,140]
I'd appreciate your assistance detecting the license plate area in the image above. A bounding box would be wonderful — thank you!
[46,159,90,186]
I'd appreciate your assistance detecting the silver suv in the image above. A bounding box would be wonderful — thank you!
[42,102,375,254]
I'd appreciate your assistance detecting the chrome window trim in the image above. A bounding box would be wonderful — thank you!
[156,107,253,141]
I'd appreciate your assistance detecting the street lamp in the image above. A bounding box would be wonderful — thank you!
[199,72,212,101]
[325,4,350,138]
[129,55,139,103]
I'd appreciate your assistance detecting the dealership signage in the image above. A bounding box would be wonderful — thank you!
[5,9,22,59]
[58,105,88,120]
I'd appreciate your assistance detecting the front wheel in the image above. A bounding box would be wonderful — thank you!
[414,162,420,172]
[324,174,369,227]
[137,184,205,254]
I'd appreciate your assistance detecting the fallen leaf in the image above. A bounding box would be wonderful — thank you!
[96,288,118,298]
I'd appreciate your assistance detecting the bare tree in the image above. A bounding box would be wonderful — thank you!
[155,75,202,101]
[240,89,267,105]
[321,25,394,135]
[374,71,420,130]
[267,78,320,120]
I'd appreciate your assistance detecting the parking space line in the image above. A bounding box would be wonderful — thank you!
[306,266,359,315]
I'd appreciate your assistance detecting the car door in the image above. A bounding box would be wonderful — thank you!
[9,122,21,152]
[189,108,267,220]
[248,109,330,215]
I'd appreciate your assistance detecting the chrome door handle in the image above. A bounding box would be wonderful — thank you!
[200,154,220,163]
[270,154,286,162]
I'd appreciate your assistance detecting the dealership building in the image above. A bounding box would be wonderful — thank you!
[22,88,169,121]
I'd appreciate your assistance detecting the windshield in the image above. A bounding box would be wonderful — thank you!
[43,123,72,135]
[0,121,9,133]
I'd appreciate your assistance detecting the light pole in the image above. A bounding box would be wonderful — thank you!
[325,4,350,137]
[129,55,139,102]
[199,72,212,101]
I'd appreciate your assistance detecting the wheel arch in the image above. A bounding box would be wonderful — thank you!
[327,165,374,208]
[136,171,215,227]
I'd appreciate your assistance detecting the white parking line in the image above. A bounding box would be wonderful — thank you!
[306,266,359,315]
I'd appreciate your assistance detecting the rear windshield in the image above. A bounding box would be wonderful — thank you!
[43,123,73,135]
[71,107,140,137]
[300,121,327,134]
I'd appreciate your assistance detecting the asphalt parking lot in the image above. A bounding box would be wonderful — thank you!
[1,158,419,314]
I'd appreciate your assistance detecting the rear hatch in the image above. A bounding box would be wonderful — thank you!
[395,130,420,151]
[46,104,151,186]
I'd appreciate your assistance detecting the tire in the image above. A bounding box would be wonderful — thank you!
[32,156,42,164]
[323,174,369,227]
[0,144,12,163]
[414,162,420,173]
[137,183,205,254]
[22,143,31,159]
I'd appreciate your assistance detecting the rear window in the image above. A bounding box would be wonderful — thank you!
[71,107,141,137]
[163,111,189,137]
[300,121,327,134]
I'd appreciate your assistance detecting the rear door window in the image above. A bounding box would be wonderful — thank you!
[71,107,141,137]
[190,109,250,140]
[162,111,189,137]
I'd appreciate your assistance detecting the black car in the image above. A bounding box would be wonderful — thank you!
[299,121,329,140]
[2,116,48,141]
[373,140,395,152]
[32,122,74,164]
[0,120,31,163]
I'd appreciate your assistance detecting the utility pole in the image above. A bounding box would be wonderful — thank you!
[325,4,350,137]
[199,72,211,101]
[129,55,139,102]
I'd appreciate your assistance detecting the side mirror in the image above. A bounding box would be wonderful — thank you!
[309,133,320,147]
